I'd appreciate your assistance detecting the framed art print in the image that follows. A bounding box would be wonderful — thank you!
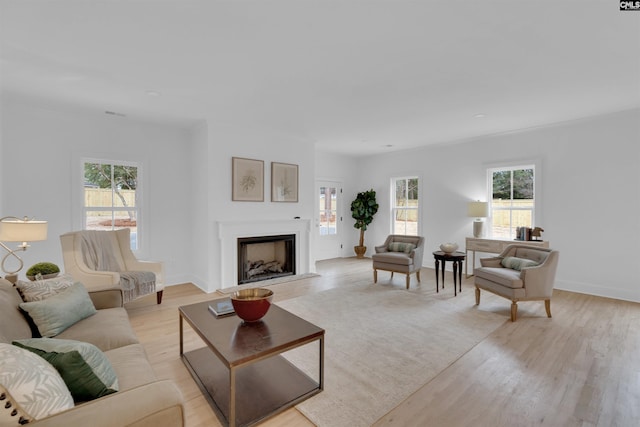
[271,162,298,202]
[232,157,264,201]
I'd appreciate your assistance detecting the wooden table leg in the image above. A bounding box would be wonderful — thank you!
[458,260,463,294]
[453,261,458,297]
[434,258,440,292]
[441,259,446,289]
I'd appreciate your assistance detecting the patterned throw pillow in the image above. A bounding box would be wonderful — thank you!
[19,282,97,338]
[387,242,416,253]
[0,384,34,426]
[16,274,75,302]
[13,338,118,403]
[0,343,74,421]
[501,256,540,271]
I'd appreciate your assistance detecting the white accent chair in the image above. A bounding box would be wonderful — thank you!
[474,244,559,321]
[60,229,164,304]
[372,234,425,289]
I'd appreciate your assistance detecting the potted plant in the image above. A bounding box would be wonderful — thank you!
[26,262,60,281]
[350,189,379,258]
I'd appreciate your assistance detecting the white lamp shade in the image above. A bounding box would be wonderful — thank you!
[0,220,48,242]
[467,201,488,218]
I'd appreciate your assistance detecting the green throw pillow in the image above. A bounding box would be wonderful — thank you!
[387,242,416,253]
[19,282,97,337]
[12,338,118,403]
[501,256,540,271]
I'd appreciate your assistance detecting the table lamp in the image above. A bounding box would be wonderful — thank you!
[0,216,48,282]
[467,201,488,238]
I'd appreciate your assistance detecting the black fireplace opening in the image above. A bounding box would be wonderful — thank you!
[237,234,296,284]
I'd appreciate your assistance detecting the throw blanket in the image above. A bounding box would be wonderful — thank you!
[80,230,156,303]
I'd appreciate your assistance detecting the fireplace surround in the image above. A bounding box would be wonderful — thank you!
[237,234,296,284]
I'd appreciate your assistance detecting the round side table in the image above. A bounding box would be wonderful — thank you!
[432,251,466,296]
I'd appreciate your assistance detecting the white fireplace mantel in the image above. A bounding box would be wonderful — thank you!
[217,219,311,288]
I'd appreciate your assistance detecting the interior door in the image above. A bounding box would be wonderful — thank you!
[315,181,343,260]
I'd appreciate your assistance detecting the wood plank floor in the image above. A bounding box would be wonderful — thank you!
[126,258,640,427]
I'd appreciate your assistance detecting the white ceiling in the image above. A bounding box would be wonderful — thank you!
[1,0,639,155]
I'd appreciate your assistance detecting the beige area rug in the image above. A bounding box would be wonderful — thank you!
[218,273,320,294]
[276,283,507,427]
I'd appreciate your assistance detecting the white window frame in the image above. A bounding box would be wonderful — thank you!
[487,162,539,240]
[391,176,420,236]
[80,157,143,252]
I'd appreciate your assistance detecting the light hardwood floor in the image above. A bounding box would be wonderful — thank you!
[126,258,640,427]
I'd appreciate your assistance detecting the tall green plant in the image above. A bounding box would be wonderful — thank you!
[351,189,379,247]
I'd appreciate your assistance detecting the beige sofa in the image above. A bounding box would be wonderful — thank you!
[0,277,184,426]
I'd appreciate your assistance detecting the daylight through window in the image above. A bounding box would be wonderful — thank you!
[489,165,534,239]
[392,177,419,236]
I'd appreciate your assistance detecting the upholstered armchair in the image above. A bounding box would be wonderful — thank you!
[372,234,425,289]
[474,244,559,321]
[60,229,165,304]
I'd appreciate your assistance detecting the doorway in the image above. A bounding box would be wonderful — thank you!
[316,181,343,260]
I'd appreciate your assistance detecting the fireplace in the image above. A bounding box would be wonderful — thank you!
[237,234,296,284]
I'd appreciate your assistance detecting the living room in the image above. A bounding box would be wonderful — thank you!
[1,1,639,426]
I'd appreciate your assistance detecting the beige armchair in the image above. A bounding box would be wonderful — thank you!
[60,229,165,304]
[372,235,425,289]
[474,244,559,321]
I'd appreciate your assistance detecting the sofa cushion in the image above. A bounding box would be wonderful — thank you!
[0,384,34,425]
[56,307,139,352]
[372,251,414,266]
[105,344,157,391]
[0,280,32,344]
[387,242,416,253]
[501,256,539,271]
[0,343,74,420]
[13,338,118,403]
[16,274,75,302]
[19,283,97,338]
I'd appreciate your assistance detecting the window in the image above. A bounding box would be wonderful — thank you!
[392,177,419,235]
[83,159,140,250]
[489,165,534,239]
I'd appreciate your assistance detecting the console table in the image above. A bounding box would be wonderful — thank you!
[465,237,549,278]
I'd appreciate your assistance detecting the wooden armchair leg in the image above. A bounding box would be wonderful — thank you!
[510,302,518,322]
[405,274,410,289]
[545,299,552,318]
[373,269,378,284]
[416,270,421,283]
[475,287,480,305]
[156,290,163,305]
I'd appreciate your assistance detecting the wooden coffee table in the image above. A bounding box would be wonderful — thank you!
[179,300,324,427]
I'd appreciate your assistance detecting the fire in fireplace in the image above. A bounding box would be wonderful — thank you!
[237,234,296,284]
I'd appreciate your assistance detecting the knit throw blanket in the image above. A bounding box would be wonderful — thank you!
[80,230,156,303]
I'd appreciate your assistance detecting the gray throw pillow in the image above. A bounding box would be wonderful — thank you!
[19,282,97,337]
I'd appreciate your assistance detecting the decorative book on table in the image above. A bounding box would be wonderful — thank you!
[208,298,235,317]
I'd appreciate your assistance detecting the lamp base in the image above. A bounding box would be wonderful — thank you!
[473,220,484,238]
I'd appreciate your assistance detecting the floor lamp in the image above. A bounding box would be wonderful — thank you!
[0,216,48,283]
[467,201,488,238]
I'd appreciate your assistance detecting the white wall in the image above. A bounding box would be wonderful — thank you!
[0,97,195,285]
[356,109,640,302]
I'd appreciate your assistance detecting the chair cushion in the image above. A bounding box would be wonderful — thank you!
[387,242,416,253]
[474,267,523,289]
[500,256,539,271]
[372,252,414,266]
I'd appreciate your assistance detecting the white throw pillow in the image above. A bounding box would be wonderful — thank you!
[0,343,74,420]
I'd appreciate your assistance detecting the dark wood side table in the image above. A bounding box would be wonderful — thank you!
[433,251,466,296]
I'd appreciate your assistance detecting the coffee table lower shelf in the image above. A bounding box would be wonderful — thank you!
[182,347,321,427]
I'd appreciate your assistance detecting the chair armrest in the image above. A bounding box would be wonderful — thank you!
[32,380,185,427]
[479,257,503,268]
[374,245,388,253]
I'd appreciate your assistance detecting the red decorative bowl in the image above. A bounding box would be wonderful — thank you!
[231,288,274,322]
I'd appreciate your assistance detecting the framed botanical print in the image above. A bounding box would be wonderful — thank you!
[271,162,298,202]
[232,157,264,202]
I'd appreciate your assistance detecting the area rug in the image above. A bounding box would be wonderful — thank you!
[276,283,506,427]
[218,273,320,294]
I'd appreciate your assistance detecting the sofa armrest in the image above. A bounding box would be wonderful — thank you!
[88,286,124,309]
[374,245,388,253]
[479,257,503,268]
[32,380,184,427]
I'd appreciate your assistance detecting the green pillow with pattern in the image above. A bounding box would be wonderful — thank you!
[387,242,416,253]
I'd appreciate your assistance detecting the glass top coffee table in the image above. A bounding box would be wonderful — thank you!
[179,299,324,427]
